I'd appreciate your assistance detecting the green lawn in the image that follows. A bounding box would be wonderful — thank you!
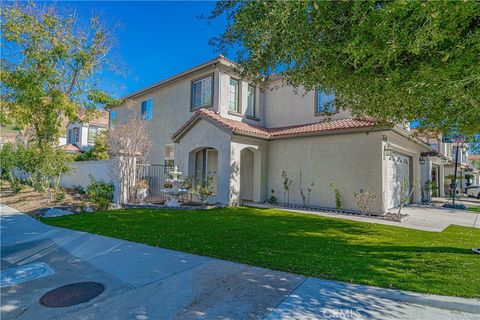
[41,207,480,298]
[467,205,480,213]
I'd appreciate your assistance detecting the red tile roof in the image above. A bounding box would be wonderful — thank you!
[58,144,81,153]
[172,109,377,142]
[469,154,480,161]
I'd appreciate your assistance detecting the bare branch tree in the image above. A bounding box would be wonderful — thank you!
[108,100,151,203]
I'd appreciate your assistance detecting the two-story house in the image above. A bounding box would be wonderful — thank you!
[112,56,441,214]
[60,110,109,153]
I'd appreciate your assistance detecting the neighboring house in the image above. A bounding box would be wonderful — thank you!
[467,154,480,186]
[421,136,480,193]
[61,110,109,153]
[112,56,442,214]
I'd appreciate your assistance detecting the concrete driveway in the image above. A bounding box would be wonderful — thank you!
[399,205,480,232]
[249,202,480,232]
[1,204,479,320]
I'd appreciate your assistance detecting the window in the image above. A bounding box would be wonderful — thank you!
[229,78,239,112]
[246,85,256,117]
[315,90,336,114]
[110,111,116,128]
[88,127,98,144]
[191,75,213,109]
[141,99,153,120]
[68,127,79,144]
[165,144,174,167]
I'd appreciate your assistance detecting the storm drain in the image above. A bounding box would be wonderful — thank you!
[39,282,105,308]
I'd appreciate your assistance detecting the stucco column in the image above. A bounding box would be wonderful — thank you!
[420,159,432,202]
[439,164,445,197]
[229,143,241,206]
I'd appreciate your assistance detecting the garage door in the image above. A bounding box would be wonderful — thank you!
[387,153,411,209]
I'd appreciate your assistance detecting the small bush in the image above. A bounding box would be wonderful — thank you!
[329,182,342,210]
[86,176,114,210]
[267,189,278,204]
[72,184,85,194]
[10,178,22,194]
[55,191,66,202]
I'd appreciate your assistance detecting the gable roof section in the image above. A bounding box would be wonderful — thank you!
[121,55,236,101]
[172,109,378,142]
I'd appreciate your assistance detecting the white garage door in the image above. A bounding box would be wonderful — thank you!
[387,153,411,209]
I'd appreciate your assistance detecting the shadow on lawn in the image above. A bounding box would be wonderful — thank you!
[42,206,480,297]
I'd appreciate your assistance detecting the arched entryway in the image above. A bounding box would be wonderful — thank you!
[188,147,218,193]
[240,148,254,201]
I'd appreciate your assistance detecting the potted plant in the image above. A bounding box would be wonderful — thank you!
[136,179,149,204]
[465,173,474,187]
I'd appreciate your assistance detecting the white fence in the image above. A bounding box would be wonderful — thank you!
[59,160,114,189]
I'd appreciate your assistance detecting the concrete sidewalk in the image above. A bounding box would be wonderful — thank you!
[1,204,479,320]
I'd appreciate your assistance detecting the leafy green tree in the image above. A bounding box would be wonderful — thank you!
[75,130,109,161]
[0,143,16,181]
[1,2,117,146]
[211,1,480,137]
[90,130,109,160]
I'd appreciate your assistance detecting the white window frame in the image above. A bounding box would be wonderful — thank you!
[191,75,213,110]
[229,78,239,113]
[246,85,256,117]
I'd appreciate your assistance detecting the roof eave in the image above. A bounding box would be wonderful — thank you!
[120,57,235,103]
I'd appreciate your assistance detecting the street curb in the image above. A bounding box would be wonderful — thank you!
[311,279,480,315]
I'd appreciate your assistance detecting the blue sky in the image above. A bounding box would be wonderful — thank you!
[55,1,227,98]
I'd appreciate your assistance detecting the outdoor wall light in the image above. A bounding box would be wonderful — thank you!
[419,156,426,165]
[383,143,393,158]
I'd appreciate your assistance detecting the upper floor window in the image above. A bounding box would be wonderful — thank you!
[141,99,153,120]
[192,75,213,109]
[315,90,336,115]
[229,78,239,112]
[110,111,116,128]
[246,85,256,117]
[88,127,99,144]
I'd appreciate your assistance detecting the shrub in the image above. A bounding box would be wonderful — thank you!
[267,189,278,204]
[86,176,114,210]
[75,130,109,161]
[10,178,22,194]
[72,184,85,194]
[281,170,293,205]
[55,191,66,202]
[329,182,342,210]
[354,189,376,215]
[0,143,16,181]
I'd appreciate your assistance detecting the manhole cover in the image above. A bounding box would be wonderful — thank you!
[39,282,104,308]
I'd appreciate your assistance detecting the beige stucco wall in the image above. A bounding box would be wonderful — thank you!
[112,65,220,163]
[217,66,266,127]
[263,80,352,128]
[267,131,384,213]
[230,135,269,205]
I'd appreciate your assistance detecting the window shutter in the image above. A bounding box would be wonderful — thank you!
[147,99,153,120]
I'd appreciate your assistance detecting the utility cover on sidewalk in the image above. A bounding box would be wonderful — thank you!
[1,262,55,288]
[39,282,105,308]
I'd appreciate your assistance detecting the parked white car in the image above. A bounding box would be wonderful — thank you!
[466,185,480,199]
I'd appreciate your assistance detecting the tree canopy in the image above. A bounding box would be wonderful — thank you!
[211,0,480,138]
[1,2,117,146]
